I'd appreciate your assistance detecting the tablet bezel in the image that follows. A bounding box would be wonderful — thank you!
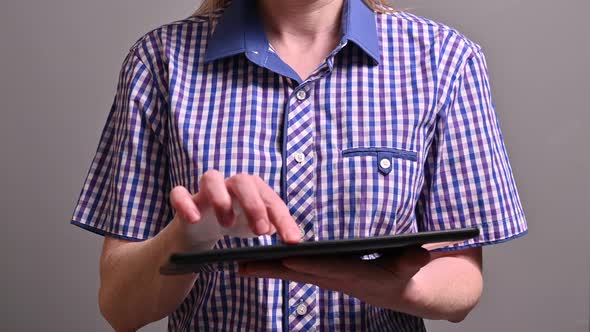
[160,228,479,275]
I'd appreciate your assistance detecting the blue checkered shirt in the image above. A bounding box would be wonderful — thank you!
[71,0,528,330]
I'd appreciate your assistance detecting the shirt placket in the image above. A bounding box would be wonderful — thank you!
[285,81,318,331]
[282,47,342,331]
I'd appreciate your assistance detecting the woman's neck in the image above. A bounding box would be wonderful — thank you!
[257,0,344,38]
[257,0,345,80]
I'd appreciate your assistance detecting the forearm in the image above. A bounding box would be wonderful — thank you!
[395,248,483,322]
[99,218,198,331]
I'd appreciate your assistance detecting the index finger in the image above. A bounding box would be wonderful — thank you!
[254,176,301,244]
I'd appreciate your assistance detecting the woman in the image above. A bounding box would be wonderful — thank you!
[71,0,528,330]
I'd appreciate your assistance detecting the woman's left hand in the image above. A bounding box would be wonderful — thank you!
[238,246,431,311]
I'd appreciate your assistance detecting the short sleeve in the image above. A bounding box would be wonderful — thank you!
[415,49,528,250]
[71,50,172,241]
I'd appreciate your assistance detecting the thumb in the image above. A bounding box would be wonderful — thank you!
[379,246,431,281]
[170,186,201,224]
[396,247,431,279]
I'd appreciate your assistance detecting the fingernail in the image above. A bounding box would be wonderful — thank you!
[289,228,303,243]
[188,209,200,223]
[255,219,270,234]
[280,232,297,244]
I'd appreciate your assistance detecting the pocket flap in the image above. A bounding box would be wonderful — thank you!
[342,147,418,176]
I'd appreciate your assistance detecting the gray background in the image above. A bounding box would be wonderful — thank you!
[0,0,588,331]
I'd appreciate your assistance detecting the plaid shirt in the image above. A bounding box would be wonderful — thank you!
[71,0,528,330]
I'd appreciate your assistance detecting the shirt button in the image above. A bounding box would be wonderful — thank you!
[294,152,305,163]
[379,158,391,169]
[295,90,307,101]
[296,303,308,316]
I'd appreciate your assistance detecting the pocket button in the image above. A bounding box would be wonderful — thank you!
[379,158,391,169]
[377,151,393,175]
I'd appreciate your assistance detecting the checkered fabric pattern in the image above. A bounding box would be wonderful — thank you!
[71,0,527,330]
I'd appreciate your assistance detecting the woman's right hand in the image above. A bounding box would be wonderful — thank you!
[169,170,302,245]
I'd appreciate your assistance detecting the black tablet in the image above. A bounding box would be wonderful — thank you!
[160,228,479,275]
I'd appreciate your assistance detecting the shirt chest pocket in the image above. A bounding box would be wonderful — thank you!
[318,147,418,239]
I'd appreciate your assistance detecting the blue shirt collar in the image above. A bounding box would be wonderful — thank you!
[204,0,380,64]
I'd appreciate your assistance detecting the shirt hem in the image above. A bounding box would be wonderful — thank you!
[432,229,528,252]
[70,219,146,242]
